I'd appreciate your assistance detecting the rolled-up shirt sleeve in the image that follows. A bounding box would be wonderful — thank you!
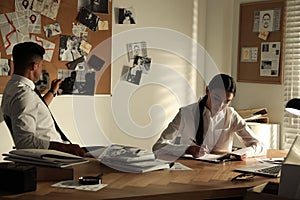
[232,112,266,157]
[152,109,190,158]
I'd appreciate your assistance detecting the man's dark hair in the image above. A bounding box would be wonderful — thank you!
[12,42,45,72]
[262,13,271,19]
[208,74,236,96]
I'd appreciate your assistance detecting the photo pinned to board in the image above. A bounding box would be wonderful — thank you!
[124,55,152,86]
[66,56,86,70]
[35,70,49,91]
[72,23,88,38]
[43,22,61,38]
[58,69,96,96]
[59,35,86,62]
[76,7,100,32]
[87,54,105,71]
[118,7,136,24]
[77,0,109,14]
[0,59,11,76]
[127,41,147,61]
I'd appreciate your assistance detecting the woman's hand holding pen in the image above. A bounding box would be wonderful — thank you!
[186,144,209,158]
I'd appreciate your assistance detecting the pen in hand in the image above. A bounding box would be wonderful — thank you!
[188,138,209,158]
[190,138,198,145]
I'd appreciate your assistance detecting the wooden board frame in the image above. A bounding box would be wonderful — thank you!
[237,0,285,84]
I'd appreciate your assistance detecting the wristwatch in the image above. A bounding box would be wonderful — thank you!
[49,89,57,97]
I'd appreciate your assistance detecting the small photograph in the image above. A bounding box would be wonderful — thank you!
[35,71,49,91]
[118,7,136,24]
[43,22,61,37]
[78,0,109,14]
[0,59,11,76]
[59,35,85,62]
[72,23,88,37]
[259,10,273,32]
[76,7,100,32]
[58,69,95,96]
[120,65,130,81]
[133,56,152,74]
[87,54,105,71]
[262,43,269,52]
[126,67,142,85]
[127,41,147,60]
[261,60,272,69]
[66,56,87,70]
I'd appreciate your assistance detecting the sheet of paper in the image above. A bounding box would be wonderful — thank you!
[31,35,55,62]
[80,40,92,54]
[168,162,192,170]
[31,0,61,20]
[0,12,30,55]
[24,10,41,34]
[260,42,280,77]
[98,20,109,30]
[15,0,34,11]
[52,180,107,192]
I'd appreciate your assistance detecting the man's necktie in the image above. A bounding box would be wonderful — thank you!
[195,95,208,145]
[34,87,71,143]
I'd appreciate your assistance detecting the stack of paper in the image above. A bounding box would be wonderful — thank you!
[237,108,269,123]
[98,144,173,173]
[2,149,89,168]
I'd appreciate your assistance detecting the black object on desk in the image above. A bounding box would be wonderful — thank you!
[0,163,37,193]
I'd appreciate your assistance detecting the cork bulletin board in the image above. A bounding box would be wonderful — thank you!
[0,0,112,94]
[237,0,285,84]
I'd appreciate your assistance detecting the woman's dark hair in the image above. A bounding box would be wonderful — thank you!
[208,74,236,96]
[12,42,45,72]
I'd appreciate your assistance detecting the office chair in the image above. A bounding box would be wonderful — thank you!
[3,115,16,149]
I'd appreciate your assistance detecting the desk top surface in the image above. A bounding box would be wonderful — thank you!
[0,149,287,200]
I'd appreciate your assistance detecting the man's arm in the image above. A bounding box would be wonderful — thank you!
[233,112,266,157]
[43,79,62,105]
[49,142,85,157]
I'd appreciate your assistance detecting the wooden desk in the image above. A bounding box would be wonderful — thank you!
[0,150,287,200]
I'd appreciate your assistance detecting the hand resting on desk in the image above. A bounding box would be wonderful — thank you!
[186,145,247,161]
[185,145,209,158]
[49,142,85,157]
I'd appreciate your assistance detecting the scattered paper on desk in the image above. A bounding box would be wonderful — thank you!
[52,180,107,192]
[168,162,192,170]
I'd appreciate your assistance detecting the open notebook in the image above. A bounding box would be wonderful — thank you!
[183,153,239,163]
[234,135,300,178]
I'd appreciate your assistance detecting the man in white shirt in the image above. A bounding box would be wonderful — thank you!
[152,74,266,160]
[1,42,85,156]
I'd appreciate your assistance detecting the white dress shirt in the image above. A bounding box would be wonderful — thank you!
[152,99,266,158]
[1,74,63,149]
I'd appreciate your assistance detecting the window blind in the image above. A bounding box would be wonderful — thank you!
[283,0,300,150]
